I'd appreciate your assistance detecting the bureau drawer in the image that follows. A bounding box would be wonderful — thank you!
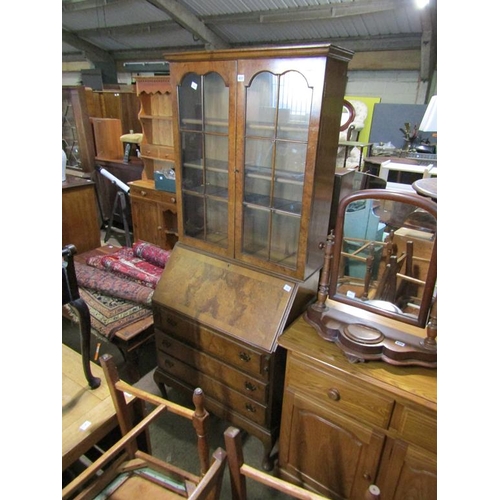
[130,185,177,204]
[157,353,268,427]
[389,403,437,453]
[156,331,268,404]
[286,355,394,428]
[155,308,268,379]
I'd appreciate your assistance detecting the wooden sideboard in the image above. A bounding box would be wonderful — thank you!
[278,312,437,499]
[62,175,101,253]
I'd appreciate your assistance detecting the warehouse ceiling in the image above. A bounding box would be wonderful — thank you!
[62,0,437,79]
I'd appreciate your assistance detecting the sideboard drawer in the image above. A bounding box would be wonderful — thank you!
[287,354,395,428]
[157,352,268,427]
[155,308,268,379]
[156,331,268,404]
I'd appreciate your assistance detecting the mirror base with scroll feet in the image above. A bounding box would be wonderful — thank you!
[304,299,437,368]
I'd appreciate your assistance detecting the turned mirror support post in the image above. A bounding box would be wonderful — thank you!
[311,231,335,311]
[423,296,437,350]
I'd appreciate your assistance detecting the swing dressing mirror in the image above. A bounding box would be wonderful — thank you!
[305,189,437,367]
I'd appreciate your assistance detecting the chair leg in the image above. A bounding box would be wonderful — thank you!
[70,298,101,389]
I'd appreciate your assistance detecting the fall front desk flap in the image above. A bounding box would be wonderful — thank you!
[152,243,298,352]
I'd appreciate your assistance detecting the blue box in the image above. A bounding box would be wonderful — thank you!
[154,171,176,192]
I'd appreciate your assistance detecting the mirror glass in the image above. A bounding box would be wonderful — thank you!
[330,189,437,328]
[339,99,355,131]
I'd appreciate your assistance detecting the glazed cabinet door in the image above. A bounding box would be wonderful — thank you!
[279,389,385,500]
[234,57,328,280]
[170,61,237,259]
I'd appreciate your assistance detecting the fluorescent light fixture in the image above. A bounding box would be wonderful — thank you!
[416,0,430,8]
[419,95,437,132]
[123,61,168,68]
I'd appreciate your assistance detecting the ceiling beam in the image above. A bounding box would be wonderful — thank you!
[144,0,229,49]
[62,29,115,63]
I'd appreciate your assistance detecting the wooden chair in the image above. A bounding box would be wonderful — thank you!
[224,426,381,500]
[62,354,227,500]
[62,244,100,389]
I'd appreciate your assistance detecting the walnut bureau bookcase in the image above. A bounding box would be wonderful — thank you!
[151,44,353,470]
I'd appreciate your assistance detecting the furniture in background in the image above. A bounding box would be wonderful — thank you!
[62,176,101,254]
[62,244,100,389]
[338,140,373,170]
[152,44,353,471]
[125,76,178,249]
[135,76,175,182]
[63,353,227,500]
[129,179,178,250]
[91,117,124,161]
[63,86,96,174]
[337,99,371,170]
[413,177,437,200]
[278,314,437,499]
[85,88,141,136]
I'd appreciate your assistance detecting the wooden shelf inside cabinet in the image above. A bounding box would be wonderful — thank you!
[128,179,178,250]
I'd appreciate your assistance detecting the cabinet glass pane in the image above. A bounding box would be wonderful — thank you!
[246,72,278,139]
[242,70,312,269]
[242,207,300,268]
[178,73,202,131]
[204,72,229,133]
[277,71,312,142]
[179,72,229,249]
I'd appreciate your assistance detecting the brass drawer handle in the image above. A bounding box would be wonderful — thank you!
[162,358,174,369]
[140,190,147,196]
[244,381,257,392]
[328,388,340,401]
[170,197,176,203]
[166,317,177,328]
[245,403,256,413]
[161,340,172,349]
[239,352,251,363]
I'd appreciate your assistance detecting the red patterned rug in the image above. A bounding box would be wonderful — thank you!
[74,262,154,305]
[64,287,153,340]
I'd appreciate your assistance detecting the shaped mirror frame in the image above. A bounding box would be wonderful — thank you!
[328,189,437,328]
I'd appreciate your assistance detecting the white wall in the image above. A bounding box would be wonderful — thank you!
[345,70,430,105]
[63,69,431,105]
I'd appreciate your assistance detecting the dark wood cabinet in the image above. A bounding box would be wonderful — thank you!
[62,176,101,253]
[62,86,96,174]
[278,314,437,499]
